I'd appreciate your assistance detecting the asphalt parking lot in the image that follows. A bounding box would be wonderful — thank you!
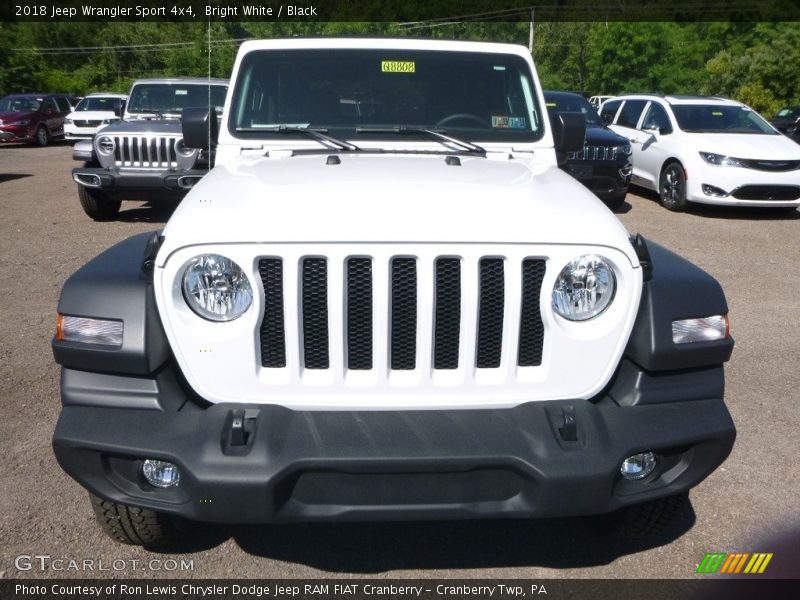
[1,142,798,580]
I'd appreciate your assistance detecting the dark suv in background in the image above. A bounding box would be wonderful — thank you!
[770,105,800,143]
[545,91,632,210]
[0,93,76,145]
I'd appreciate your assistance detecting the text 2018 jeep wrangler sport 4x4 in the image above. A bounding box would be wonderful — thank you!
[52,39,735,546]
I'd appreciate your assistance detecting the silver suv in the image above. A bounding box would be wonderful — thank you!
[71,78,228,220]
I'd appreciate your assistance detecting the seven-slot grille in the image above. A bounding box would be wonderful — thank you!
[258,255,546,373]
[109,135,179,168]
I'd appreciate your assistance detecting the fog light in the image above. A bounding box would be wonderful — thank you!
[142,459,180,488]
[620,452,657,480]
[702,184,728,197]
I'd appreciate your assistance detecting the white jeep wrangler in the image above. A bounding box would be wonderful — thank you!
[53,39,735,546]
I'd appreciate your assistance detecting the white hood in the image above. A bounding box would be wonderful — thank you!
[67,110,117,121]
[158,153,638,266]
[688,132,800,159]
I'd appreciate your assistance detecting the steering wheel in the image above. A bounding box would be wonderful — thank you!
[435,113,486,128]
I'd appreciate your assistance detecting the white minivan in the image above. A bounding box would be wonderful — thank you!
[64,93,127,142]
[601,94,800,211]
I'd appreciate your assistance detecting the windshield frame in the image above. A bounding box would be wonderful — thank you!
[126,83,228,116]
[544,91,602,127]
[228,48,545,145]
[0,95,42,113]
[75,96,124,113]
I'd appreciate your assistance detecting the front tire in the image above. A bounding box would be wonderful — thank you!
[35,125,50,147]
[90,494,192,547]
[78,184,121,221]
[604,192,627,212]
[659,161,687,211]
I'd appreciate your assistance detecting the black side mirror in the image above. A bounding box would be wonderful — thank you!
[551,112,586,159]
[182,106,219,151]
[114,103,124,118]
[601,112,614,126]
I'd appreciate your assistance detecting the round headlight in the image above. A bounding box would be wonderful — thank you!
[182,254,253,322]
[552,254,616,321]
[96,136,114,155]
[175,139,195,157]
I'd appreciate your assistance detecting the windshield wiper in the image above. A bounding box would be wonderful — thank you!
[356,126,486,155]
[236,125,360,151]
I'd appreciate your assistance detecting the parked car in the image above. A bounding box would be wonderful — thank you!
[0,93,76,146]
[545,91,632,210]
[64,93,127,142]
[770,105,800,143]
[601,94,800,211]
[53,38,735,547]
[589,95,615,109]
[71,78,228,220]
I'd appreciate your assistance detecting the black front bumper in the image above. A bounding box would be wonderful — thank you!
[53,394,735,523]
[71,166,206,199]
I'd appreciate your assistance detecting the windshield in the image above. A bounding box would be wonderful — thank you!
[0,96,41,112]
[672,104,777,134]
[775,106,800,120]
[230,48,543,142]
[544,93,601,126]
[76,96,124,112]
[127,84,227,115]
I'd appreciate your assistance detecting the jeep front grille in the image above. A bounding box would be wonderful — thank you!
[258,254,546,375]
[111,135,179,168]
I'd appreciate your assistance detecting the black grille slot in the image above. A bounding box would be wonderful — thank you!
[390,258,417,370]
[433,258,461,369]
[347,258,373,370]
[258,259,286,368]
[518,259,547,367]
[476,258,505,369]
[301,258,329,369]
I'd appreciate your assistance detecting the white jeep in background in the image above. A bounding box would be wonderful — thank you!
[71,77,228,220]
[53,38,735,546]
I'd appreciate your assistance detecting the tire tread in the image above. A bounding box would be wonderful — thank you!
[89,494,190,547]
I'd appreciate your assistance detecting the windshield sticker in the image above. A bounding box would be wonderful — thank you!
[712,111,723,116]
[546,102,557,107]
[175,90,188,95]
[493,65,506,71]
[492,116,527,129]
[381,61,415,73]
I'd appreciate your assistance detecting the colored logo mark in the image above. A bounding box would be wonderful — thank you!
[697,552,773,574]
